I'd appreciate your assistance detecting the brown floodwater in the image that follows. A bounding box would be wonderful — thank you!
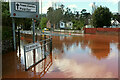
[2,34,119,78]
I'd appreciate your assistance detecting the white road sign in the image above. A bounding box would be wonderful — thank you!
[25,42,41,52]
[15,2,37,13]
[10,1,39,18]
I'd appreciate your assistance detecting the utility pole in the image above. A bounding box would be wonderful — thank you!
[41,0,42,18]
[40,0,42,34]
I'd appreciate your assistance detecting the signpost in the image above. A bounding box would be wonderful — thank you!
[10,2,39,18]
[12,18,16,50]
[32,19,35,43]
[10,1,39,50]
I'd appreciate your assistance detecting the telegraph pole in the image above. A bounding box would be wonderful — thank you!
[41,0,42,17]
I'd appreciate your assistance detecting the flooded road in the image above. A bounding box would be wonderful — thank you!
[2,34,119,78]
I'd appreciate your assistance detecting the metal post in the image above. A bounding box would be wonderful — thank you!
[50,37,52,53]
[40,0,42,40]
[36,33,37,42]
[12,18,16,50]
[44,35,46,58]
[24,46,27,71]
[33,49,36,72]
[18,29,20,53]
[32,19,35,43]
[40,34,42,40]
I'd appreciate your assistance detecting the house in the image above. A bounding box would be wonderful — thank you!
[111,19,120,28]
[66,21,73,29]
[47,21,73,29]
[85,25,94,28]
[60,21,65,29]
[47,20,51,29]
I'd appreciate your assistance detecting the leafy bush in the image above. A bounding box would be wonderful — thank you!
[92,6,112,28]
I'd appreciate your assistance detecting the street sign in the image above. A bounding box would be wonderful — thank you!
[25,42,41,52]
[10,2,39,18]
[15,2,37,13]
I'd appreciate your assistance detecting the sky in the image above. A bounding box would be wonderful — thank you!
[6,0,120,14]
[40,0,120,14]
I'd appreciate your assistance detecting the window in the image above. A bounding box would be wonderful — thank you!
[61,23,63,26]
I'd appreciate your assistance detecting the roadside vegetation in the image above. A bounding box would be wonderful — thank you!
[47,5,91,30]
[39,17,48,29]
[92,6,112,28]
[46,4,119,29]
[2,2,13,53]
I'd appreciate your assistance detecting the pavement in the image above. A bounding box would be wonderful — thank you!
[20,30,84,37]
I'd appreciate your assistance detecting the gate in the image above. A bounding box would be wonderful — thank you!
[24,36,52,71]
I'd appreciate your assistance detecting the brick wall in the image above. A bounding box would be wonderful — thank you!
[84,28,120,34]
[84,28,96,34]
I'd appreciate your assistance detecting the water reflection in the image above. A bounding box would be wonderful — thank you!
[52,34,118,60]
[49,34,118,78]
[89,40,110,60]
[33,52,53,77]
[2,34,118,78]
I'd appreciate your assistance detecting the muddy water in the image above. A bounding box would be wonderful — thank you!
[2,34,119,78]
